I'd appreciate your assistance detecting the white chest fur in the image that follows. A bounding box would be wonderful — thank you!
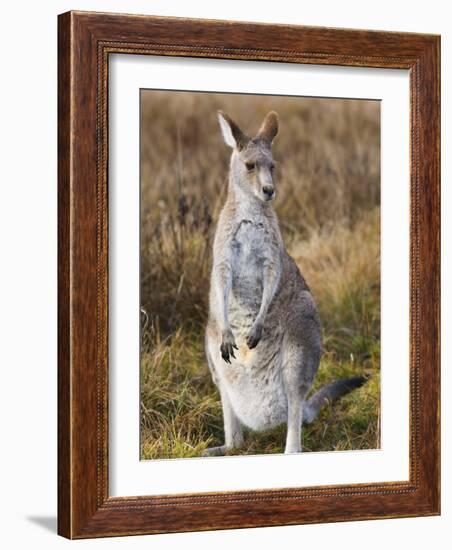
[231,219,273,264]
[229,219,273,302]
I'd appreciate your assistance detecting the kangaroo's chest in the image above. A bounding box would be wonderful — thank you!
[230,220,272,285]
[228,219,276,329]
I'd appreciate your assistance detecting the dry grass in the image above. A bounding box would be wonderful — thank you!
[140,90,380,459]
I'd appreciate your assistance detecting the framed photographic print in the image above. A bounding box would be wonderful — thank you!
[58,11,440,538]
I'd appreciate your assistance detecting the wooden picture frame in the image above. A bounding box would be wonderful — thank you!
[58,11,440,539]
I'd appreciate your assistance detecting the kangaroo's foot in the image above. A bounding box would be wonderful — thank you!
[203,439,245,457]
[220,329,238,363]
[203,444,230,457]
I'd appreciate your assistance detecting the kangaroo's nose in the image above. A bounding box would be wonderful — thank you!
[263,186,275,199]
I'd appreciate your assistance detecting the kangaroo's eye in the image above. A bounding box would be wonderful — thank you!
[245,162,256,171]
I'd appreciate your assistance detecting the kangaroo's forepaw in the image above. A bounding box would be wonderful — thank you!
[247,322,263,349]
[220,330,238,363]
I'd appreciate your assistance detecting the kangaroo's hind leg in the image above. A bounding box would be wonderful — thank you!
[285,391,304,454]
[285,377,311,454]
[283,343,320,454]
[204,332,244,456]
[204,386,244,456]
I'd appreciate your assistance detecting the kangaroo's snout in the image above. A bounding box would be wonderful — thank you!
[259,165,276,201]
[262,185,275,200]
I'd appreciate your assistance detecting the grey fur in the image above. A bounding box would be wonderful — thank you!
[204,111,365,455]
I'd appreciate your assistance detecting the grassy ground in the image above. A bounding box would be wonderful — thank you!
[140,91,380,459]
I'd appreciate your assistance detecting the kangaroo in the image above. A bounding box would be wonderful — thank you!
[204,110,365,456]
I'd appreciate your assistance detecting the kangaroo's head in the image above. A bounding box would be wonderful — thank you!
[218,110,279,203]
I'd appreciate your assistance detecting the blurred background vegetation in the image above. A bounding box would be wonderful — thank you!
[140,90,380,459]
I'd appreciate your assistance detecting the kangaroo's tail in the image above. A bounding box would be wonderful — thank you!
[303,376,368,425]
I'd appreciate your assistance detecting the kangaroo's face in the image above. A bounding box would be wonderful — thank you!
[218,111,279,203]
[237,141,276,202]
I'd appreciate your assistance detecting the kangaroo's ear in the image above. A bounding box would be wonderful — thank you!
[257,111,279,145]
[217,111,248,150]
